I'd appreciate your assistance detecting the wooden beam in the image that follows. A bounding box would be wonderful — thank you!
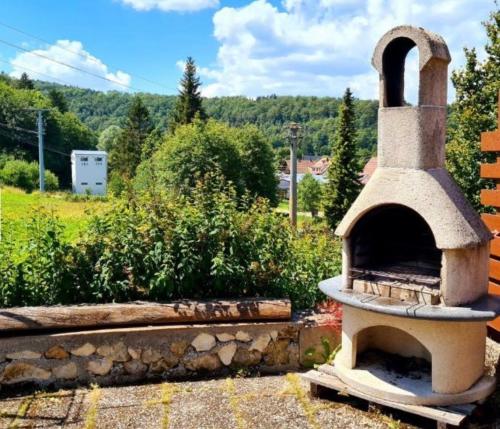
[481,130,500,152]
[481,162,500,178]
[481,213,500,231]
[0,299,292,332]
[480,190,500,207]
[301,370,468,426]
[491,238,500,258]
[490,258,500,283]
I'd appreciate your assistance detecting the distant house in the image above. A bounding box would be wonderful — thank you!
[311,157,330,175]
[71,150,108,195]
[360,157,377,184]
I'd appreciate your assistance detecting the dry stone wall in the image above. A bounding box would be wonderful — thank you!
[0,318,336,390]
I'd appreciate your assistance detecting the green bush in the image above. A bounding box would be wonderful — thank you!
[0,159,59,192]
[0,174,341,308]
[135,119,278,205]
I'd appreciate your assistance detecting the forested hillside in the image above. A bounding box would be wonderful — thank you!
[36,82,378,159]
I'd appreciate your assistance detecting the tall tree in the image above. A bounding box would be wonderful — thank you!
[298,173,323,217]
[169,57,206,131]
[323,88,361,229]
[446,8,499,211]
[16,72,34,90]
[48,88,68,113]
[110,96,152,179]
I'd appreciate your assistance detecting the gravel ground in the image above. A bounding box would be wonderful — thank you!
[0,339,498,429]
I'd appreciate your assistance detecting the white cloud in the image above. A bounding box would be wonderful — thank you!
[9,40,131,91]
[119,0,219,12]
[201,0,492,100]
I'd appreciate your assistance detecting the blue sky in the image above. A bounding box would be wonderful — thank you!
[0,0,495,100]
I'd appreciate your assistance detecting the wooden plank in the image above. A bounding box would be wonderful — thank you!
[489,281,500,296]
[489,258,500,282]
[480,190,500,207]
[481,130,500,151]
[481,213,500,231]
[481,162,500,178]
[0,299,292,332]
[301,370,467,426]
[491,238,500,258]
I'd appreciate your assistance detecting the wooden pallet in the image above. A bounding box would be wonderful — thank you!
[301,369,477,428]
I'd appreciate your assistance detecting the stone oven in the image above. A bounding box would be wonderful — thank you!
[318,26,500,406]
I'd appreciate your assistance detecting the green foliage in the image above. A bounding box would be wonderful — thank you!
[34,82,379,159]
[47,88,68,113]
[233,124,278,205]
[16,72,34,90]
[0,212,75,306]
[323,88,361,229]
[0,175,341,308]
[298,173,323,217]
[0,81,97,186]
[446,8,500,211]
[169,57,206,131]
[97,125,122,152]
[109,95,152,179]
[136,119,278,205]
[303,338,341,368]
[0,159,58,192]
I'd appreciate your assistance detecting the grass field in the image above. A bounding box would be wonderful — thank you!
[1,186,109,243]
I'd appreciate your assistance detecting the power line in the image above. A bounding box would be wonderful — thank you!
[0,122,38,135]
[0,20,178,93]
[0,37,145,92]
[0,57,77,88]
[0,127,70,157]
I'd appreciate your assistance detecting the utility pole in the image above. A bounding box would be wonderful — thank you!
[288,122,301,228]
[37,110,45,192]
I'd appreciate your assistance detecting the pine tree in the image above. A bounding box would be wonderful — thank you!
[446,8,499,211]
[323,88,361,229]
[110,96,152,179]
[48,88,68,113]
[17,72,34,90]
[169,57,206,131]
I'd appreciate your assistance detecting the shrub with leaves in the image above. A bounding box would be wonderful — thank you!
[0,159,58,192]
[0,174,341,309]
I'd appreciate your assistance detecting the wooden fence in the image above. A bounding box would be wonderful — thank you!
[480,95,500,338]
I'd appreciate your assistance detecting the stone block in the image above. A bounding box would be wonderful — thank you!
[1,362,51,384]
[184,354,221,371]
[71,343,96,357]
[217,343,237,366]
[124,360,147,376]
[53,362,78,379]
[6,350,41,360]
[87,358,113,376]
[97,342,130,362]
[216,333,235,342]
[45,345,69,360]
[191,333,216,352]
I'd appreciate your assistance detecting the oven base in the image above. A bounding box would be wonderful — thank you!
[327,359,495,406]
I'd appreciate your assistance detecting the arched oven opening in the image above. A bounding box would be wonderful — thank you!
[354,326,432,388]
[350,204,442,304]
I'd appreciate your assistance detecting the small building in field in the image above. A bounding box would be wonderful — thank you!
[71,150,108,195]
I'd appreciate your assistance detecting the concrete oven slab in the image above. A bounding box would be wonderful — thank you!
[327,361,496,406]
[319,276,500,321]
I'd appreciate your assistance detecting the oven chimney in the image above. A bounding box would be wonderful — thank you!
[373,26,451,169]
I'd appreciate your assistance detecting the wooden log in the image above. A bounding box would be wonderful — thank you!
[0,299,291,332]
